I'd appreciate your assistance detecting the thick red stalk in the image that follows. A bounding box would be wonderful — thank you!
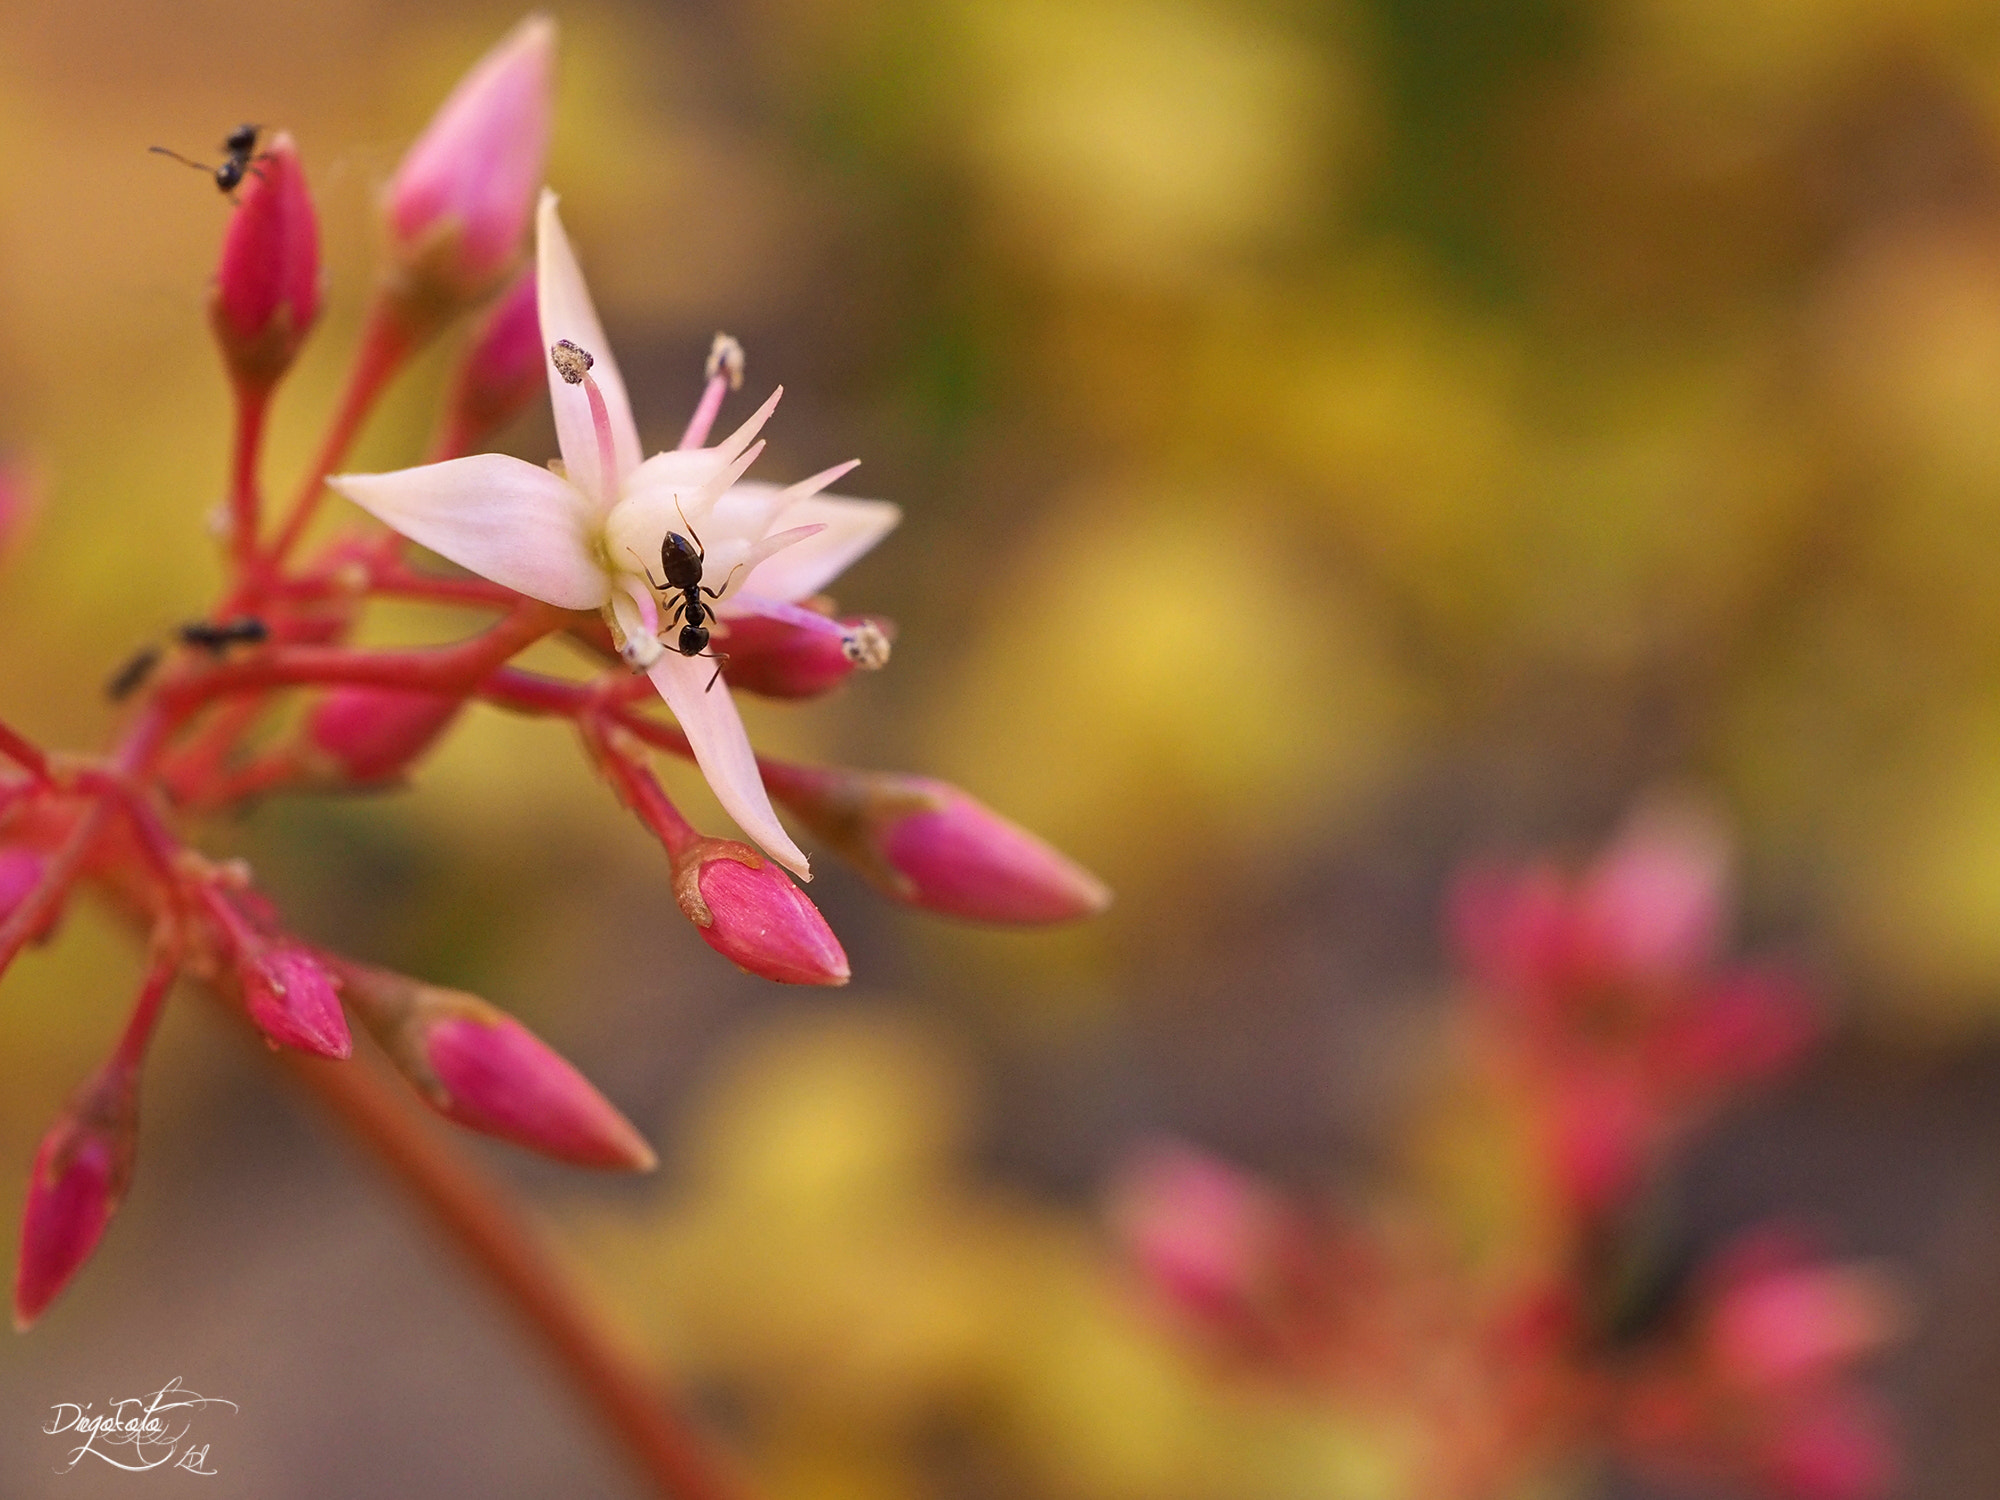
[280,1043,753,1500]
[268,299,413,567]
[0,716,49,782]
[228,379,271,579]
[579,716,698,858]
[159,603,558,712]
[0,800,111,980]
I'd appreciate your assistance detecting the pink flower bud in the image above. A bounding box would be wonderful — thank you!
[1113,1142,1288,1330]
[434,269,543,456]
[241,944,350,1059]
[764,766,1110,925]
[716,600,894,700]
[1762,1390,1896,1500]
[1581,801,1731,981]
[336,963,654,1169]
[1660,968,1818,1093]
[384,15,556,308]
[425,1016,655,1169]
[304,685,464,785]
[1706,1239,1904,1395]
[209,133,321,388]
[1548,1067,1654,1217]
[672,838,850,986]
[14,1061,139,1329]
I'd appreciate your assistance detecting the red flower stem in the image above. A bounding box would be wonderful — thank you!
[578,715,698,857]
[112,937,181,1072]
[157,698,272,804]
[0,715,50,782]
[228,379,272,581]
[0,797,113,980]
[478,669,832,810]
[267,298,414,568]
[159,603,560,712]
[278,1041,754,1500]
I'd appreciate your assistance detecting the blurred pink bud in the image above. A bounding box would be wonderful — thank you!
[337,963,654,1169]
[435,269,543,455]
[425,1015,656,1170]
[304,685,464,785]
[1581,800,1731,980]
[1113,1142,1287,1329]
[1549,1067,1654,1217]
[1661,967,1818,1092]
[717,600,893,699]
[0,847,47,927]
[1448,861,1580,1008]
[1762,1390,1897,1500]
[14,1060,139,1329]
[210,132,321,388]
[241,944,350,1059]
[673,838,850,986]
[765,766,1110,924]
[385,15,556,306]
[1707,1241,1904,1395]
[0,453,42,568]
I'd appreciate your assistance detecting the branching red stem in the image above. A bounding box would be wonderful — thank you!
[280,1042,753,1500]
[268,299,413,567]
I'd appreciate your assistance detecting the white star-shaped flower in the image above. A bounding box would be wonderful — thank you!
[330,192,899,878]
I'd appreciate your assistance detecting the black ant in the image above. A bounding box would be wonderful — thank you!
[178,616,268,652]
[105,646,162,703]
[643,505,740,692]
[151,124,264,197]
[105,616,268,702]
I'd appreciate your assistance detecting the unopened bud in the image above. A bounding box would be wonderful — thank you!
[672,837,850,986]
[339,964,654,1169]
[435,269,542,456]
[14,1059,140,1329]
[1113,1142,1289,1330]
[765,767,1110,924]
[718,600,893,699]
[210,133,322,389]
[384,15,556,318]
[303,686,464,786]
[241,944,350,1059]
[1763,1390,1896,1500]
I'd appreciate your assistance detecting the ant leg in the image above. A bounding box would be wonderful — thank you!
[700,562,747,601]
[674,495,707,563]
[702,650,731,693]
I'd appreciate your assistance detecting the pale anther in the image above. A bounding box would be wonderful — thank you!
[706,334,745,391]
[550,339,595,384]
[841,621,891,670]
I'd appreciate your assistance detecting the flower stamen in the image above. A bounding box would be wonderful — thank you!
[679,333,744,450]
[551,340,620,504]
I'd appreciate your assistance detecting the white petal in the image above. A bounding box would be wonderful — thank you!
[735,488,902,603]
[648,654,811,878]
[537,191,642,509]
[330,455,610,609]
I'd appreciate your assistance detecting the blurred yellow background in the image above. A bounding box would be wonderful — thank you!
[4,0,2000,1494]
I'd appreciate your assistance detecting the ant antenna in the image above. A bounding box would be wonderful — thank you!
[149,146,214,174]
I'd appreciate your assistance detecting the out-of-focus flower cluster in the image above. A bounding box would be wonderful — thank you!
[574,809,1899,1500]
